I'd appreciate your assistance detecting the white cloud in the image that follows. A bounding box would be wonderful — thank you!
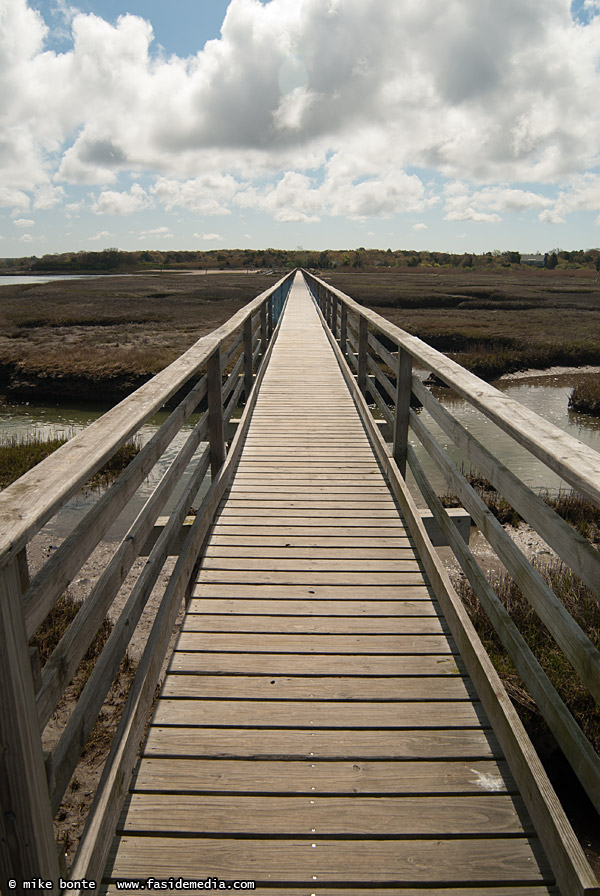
[19,233,34,242]
[34,185,66,209]
[3,0,600,231]
[0,187,30,211]
[413,223,428,231]
[91,183,152,215]
[14,218,34,228]
[89,230,112,241]
[194,232,223,241]
[139,226,173,239]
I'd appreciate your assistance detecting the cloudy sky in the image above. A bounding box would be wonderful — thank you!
[2,0,600,256]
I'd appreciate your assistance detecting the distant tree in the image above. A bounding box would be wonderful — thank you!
[544,252,558,269]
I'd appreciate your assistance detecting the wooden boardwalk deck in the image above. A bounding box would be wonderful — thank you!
[104,275,556,893]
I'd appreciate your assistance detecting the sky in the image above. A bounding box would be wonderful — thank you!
[2,0,600,256]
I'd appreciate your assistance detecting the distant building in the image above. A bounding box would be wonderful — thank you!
[521,254,545,267]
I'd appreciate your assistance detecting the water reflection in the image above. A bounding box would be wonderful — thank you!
[409,369,600,497]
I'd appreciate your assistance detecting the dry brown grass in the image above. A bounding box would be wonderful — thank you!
[325,268,600,378]
[0,272,279,402]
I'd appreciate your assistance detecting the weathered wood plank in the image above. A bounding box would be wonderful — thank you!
[141,726,499,759]
[196,570,427,585]
[160,674,474,700]
[175,633,455,653]
[151,698,484,728]
[105,836,552,883]
[118,793,532,835]
[131,758,513,794]
[191,583,436,598]
[199,558,422,572]
[105,886,558,896]
[180,614,446,635]
[202,545,417,559]
[186,599,440,616]
[168,652,462,676]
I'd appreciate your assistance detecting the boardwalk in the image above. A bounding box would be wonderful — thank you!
[103,276,556,892]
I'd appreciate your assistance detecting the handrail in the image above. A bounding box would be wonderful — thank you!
[0,271,294,891]
[303,269,600,813]
[304,272,600,508]
[304,269,600,895]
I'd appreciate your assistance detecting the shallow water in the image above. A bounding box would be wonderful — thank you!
[1,368,599,535]
[0,274,103,286]
[409,368,600,497]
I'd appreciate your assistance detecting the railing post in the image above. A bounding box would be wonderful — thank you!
[358,316,368,394]
[0,556,60,892]
[340,304,348,356]
[206,346,225,478]
[243,317,253,401]
[393,346,413,477]
[267,297,273,341]
[260,302,268,359]
[331,295,338,338]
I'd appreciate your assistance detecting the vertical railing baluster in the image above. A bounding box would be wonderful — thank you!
[358,316,368,395]
[243,317,253,402]
[393,346,413,477]
[206,346,225,478]
[0,557,60,893]
[260,302,268,359]
[340,304,348,357]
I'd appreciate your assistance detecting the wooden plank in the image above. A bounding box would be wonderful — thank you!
[131,758,513,794]
[175,633,455,653]
[160,675,474,700]
[105,837,552,883]
[208,526,414,538]
[141,726,499,759]
[180,615,446,635]
[196,570,427,585]
[105,886,558,896]
[192,583,435,599]
[205,534,413,547]
[199,558,422,572]
[168,652,462,676]
[186,599,440,616]
[118,793,533,835]
[151,698,485,728]
[203,545,418,559]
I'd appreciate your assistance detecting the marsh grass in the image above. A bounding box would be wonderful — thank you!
[569,380,600,416]
[326,269,600,380]
[0,430,140,490]
[455,563,600,752]
[0,272,279,402]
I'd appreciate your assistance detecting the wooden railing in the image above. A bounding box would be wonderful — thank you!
[304,269,600,895]
[0,271,293,892]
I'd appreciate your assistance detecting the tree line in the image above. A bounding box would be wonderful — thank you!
[2,246,600,274]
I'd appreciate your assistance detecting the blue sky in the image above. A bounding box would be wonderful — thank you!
[2,0,600,256]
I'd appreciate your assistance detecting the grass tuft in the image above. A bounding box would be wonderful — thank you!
[0,430,140,490]
[569,380,600,416]
[455,562,600,751]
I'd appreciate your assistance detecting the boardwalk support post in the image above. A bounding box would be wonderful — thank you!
[206,346,225,478]
[393,346,412,477]
[0,558,60,894]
